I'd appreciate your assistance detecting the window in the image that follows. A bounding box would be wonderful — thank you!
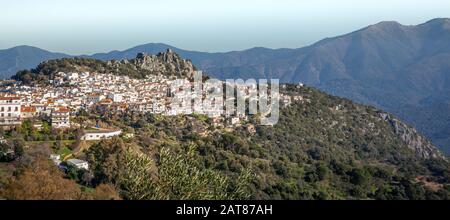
[1,107,3,111]
[7,107,11,112]
[14,107,18,111]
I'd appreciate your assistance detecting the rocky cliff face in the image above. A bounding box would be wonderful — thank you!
[109,49,196,79]
[380,113,446,160]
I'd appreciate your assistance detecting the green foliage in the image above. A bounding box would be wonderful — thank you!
[117,147,155,200]
[0,139,25,162]
[86,140,252,200]
[3,120,77,142]
[92,83,450,200]
[154,145,229,199]
[349,168,370,185]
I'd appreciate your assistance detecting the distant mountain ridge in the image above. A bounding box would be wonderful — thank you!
[0,46,71,77]
[1,18,450,154]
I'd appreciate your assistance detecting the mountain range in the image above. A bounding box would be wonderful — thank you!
[0,18,449,154]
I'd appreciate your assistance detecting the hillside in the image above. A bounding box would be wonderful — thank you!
[87,85,450,200]
[3,52,450,199]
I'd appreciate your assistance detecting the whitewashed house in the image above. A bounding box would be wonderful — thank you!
[0,96,22,126]
[81,128,122,141]
[67,159,89,170]
[51,107,70,128]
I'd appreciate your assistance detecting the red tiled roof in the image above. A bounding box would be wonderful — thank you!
[53,107,70,113]
[21,106,36,113]
[0,97,20,101]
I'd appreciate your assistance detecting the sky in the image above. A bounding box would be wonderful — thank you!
[1,0,450,55]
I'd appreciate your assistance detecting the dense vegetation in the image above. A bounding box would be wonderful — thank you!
[53,86,450,199]
[6,84,450,199]
[1,84,449,199]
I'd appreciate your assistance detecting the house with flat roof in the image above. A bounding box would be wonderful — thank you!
[67,158,89,170]
[81,128,122,141]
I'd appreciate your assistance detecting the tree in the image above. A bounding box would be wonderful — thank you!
[316,163,329,181]
[349,168,370,186]
[12,139,25,158]
[117,147,155,200]
[0,143,15,162]
[154,145,229,200]
[85,137,126,184]
[0,139,25,162]
[0,157,82,200]
[153,144,252,200]
[112,144,252,200]
[89,184,121,200]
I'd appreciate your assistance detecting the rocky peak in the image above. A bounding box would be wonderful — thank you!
[115,49,196,78]
[136,52,148,60]
[158,48,179,63]
[102,49,197,79]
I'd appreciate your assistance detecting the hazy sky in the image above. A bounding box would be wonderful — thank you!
[1,0,449,54]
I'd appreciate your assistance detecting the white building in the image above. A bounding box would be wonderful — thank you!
[87,94,105,104]
[66,72,79,80]
[0,97,22,126]
[67,158,89,170]
[108,93,123,103]
[50,154,61,165]
[81,128,122,141]
[51,107,70,128]
[0,136,7,144]
[229,117,240,125]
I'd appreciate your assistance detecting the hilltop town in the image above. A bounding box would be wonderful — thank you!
[1,69,302,129]
[0,51,305,171]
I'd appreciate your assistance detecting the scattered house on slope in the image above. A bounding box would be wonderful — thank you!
[228,117,241,127]
[33,122,44,131]
[123,133,135,139]
[81,128,122,141]
[0,136,7,144]
[67,158,89,170]
[50,154,61,165]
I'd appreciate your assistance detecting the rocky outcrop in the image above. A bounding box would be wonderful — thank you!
[110,49,196,79]
[380,113,446,161]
